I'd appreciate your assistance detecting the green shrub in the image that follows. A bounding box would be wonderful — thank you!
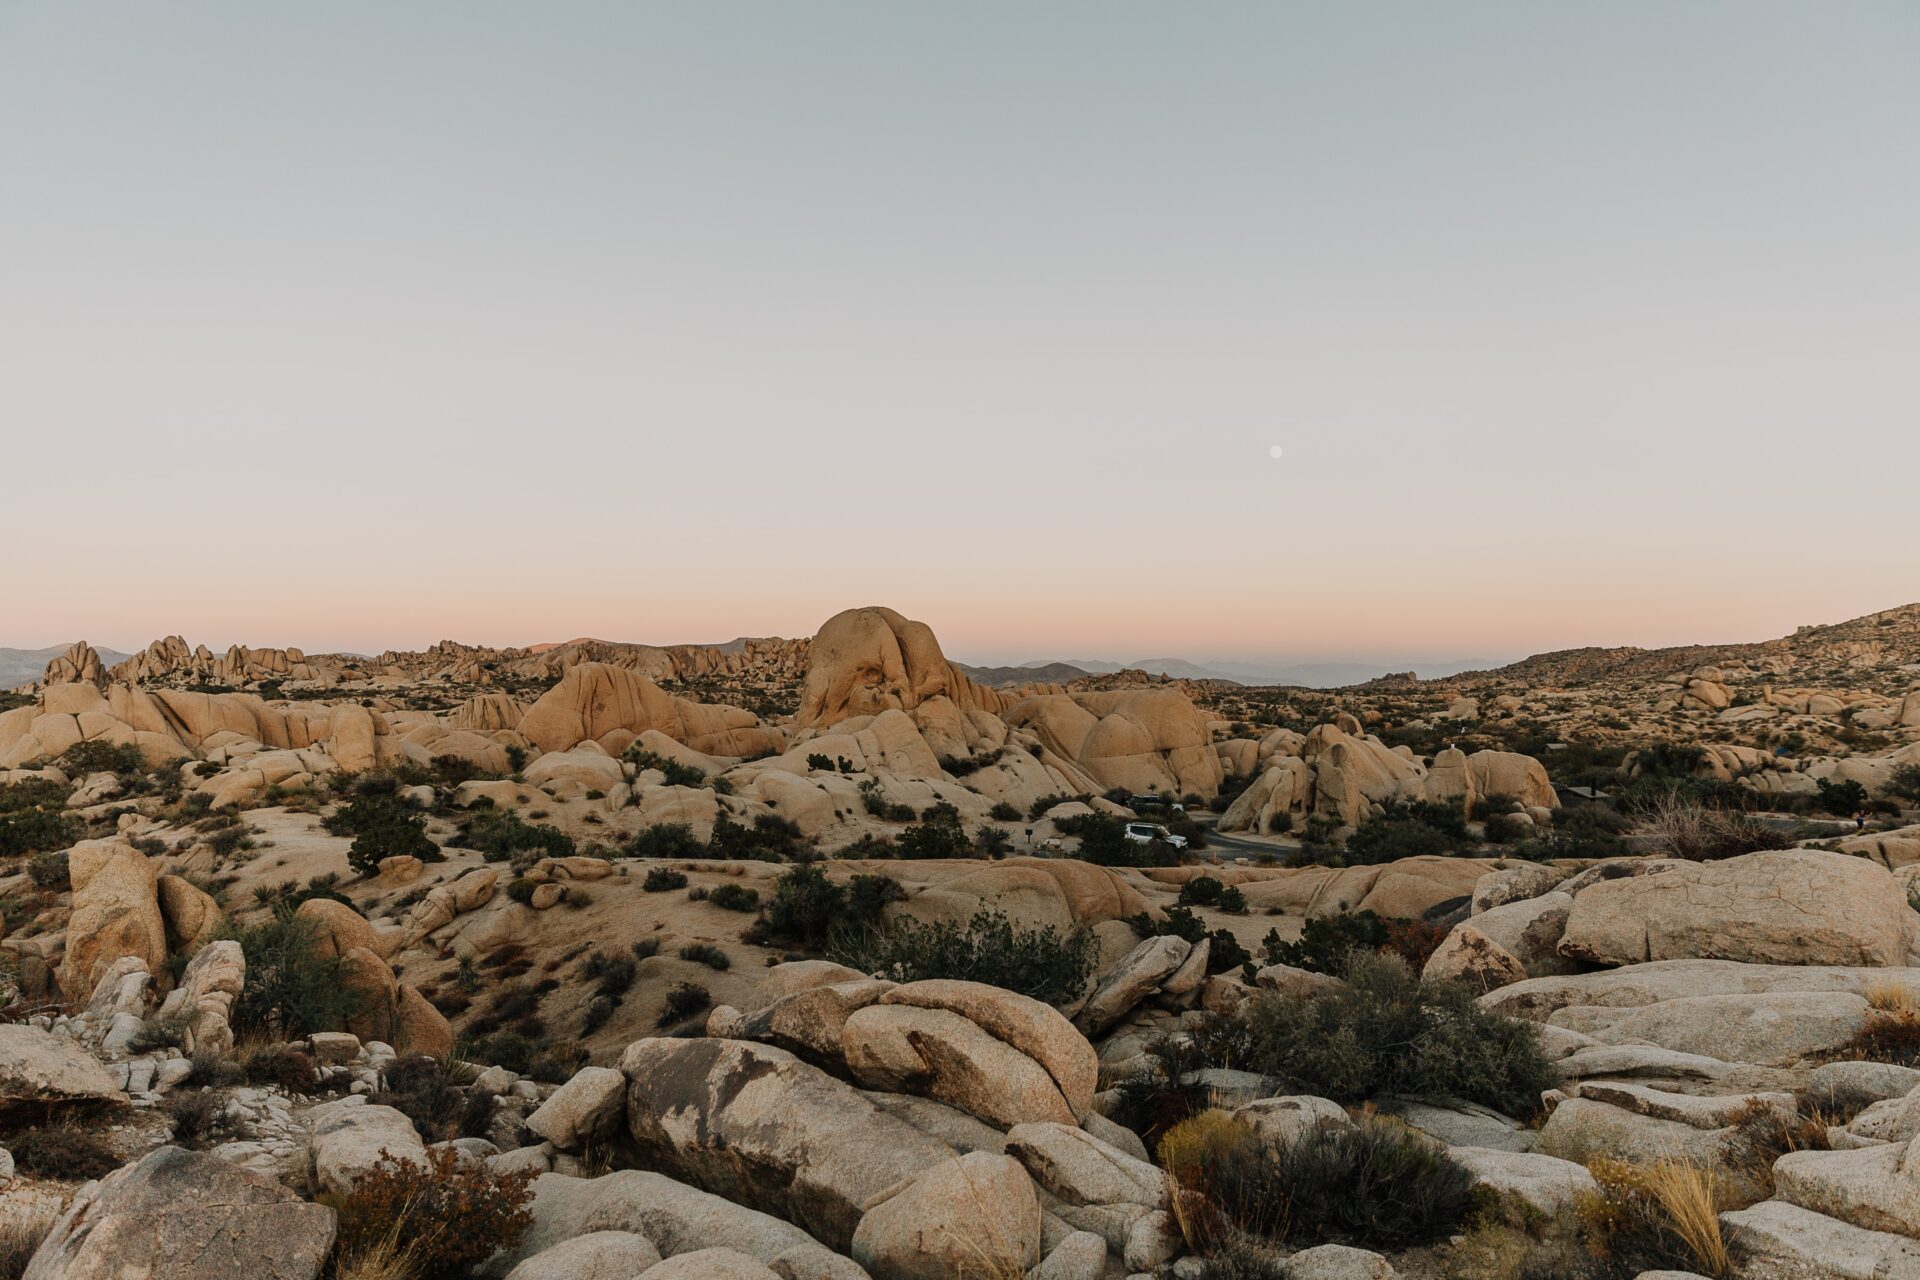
[326,791,440,876]
[1259,910,1440,975]
[894,811,975,859]
[1071,813,1157,867]
[756,863,844,947]
[223,908,366,1038]
[583,949,637,996]
[1164,1110,1474,1251]
[505,877,537,904]
[642,866,689,892]
[27,849,71,889]
[626,746,707,788]
[1889,764,1920,806]
[830,908,1097,1006]
[321,1146,534,1280]
[1192,951,1556,1116]
[1129,905,1250,974]
[1817,777,1871,815]
[708,813,804,861]
[659,980,711,1026]
[1180,875,1227,906]
[706,883,760,911]
[1,808,77,860]
[372,1056,494,1142]
[60,739,147,777]
[989,802,1023,821]
[465,809,575,862]
[1345,816,1453,862]
[678,941,731,970]
[627,822,707,859]
[0,778,68,813]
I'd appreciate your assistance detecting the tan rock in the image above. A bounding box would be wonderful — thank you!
[843,1003,1077,1128]
[58,838,166,1001]
[850,1152,1042,1280]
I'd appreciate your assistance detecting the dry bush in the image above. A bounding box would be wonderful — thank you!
[1632,796,1794,861]
[320,1146,533,1280]
[1721,1099,1832,1204]
[0,1203,59,1280]
[9,1122,120,1181]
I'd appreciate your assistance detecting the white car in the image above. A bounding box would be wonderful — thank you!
[1123,822,1188,851]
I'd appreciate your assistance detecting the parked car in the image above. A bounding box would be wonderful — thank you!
[1123,821,1188,851]
[1125,794,1185,815]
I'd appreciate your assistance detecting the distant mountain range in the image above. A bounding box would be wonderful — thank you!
[0,644,132,689]
[958,654,1505,690]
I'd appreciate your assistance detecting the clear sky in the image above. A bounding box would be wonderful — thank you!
[3,2,1915,667]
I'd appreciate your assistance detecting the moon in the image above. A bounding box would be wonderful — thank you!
[1269,445,1284,459]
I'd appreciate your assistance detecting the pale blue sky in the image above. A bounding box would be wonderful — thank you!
[3,3,1915,665]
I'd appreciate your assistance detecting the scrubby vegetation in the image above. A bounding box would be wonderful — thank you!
[325,786,440,877]
[1192,951,1556,1116]
[1256,910,1447,976]
[829,907,1096,1006]
[321,1146,534,1280]
[464,809,576,862]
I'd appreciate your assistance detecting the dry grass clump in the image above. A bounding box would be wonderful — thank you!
[0,1203,59,1280]
[1631,796,1795,861]
[1582,1157,1731,1277]
[320,1146,533,1280]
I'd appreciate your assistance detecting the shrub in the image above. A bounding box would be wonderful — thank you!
[625,747,706,788]
[976,826,1014,857]
[3,809,77,861]
[224,908,366,1038]
[846,872,906,922]
[0,1202,58,1280]
[1345,816,1452,862]
[642,865,689,892]
[1071,813,1155,867]
[630,936,662,960]
[26,848,71,889]
[459,1031,536,1074]
[1193,951,1556,1116]
[465,810,575,862]
[1582,1158,1731,1277]
[505,877,537,904]
[830,908,1097,1006]
[372,1056,494,1142]
[321,1146,534,1280]
[583,950,637,996]
[243,1042,322,1093]
[757,863,845,947]
[1180,875,1227,906]
[707,883,760,912]
[327,792,439,877]
[1162,1110,1473,1252]
[1129,905,1250,974]
[1816,777,1871,816]
[894,812,975,859]
[1632,794,1795,861]
[61,739,147,777]
[627,822,706,860]
[989,802,1023,821]
[659,981,710,1026]
[678,941,731,970]
[8,1123,120,1180]
[707,813,805,861]
[1889,764,1920,806]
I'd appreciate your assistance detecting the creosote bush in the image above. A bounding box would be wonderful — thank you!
[706,883,760,912]
[641,866,689,892]
[829,907,1096,1007]
[658,980,711,1026]
[1193,950,1556,1116]
[321,1146,534,1280]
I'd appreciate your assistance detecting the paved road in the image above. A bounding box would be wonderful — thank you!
[1191,815,1304,862]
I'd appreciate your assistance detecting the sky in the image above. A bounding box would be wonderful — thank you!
[3,2,1916,669]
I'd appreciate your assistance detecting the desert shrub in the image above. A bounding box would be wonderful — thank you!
[165,1087,228,1147]
[1816,776,1871,816]
[628,822,706,860]
[1162,1110,1473,1252]
[61,738,147,777]
[1513,805,1631,860]
[1889,764,1920,806]
[706,883,760,912]
[756,862,844,946]
[678,941,731,970]
[243,1042,322,1093]
[641,867,687,898]
[1193,951,1556,1115]
[26,848,71,889]
[830,908,1096,1006]
[0,778,68,813]
[327,791,439,877]
[459,1031,536,1074]
[1345,816,1452,862]
[373,1056,494,1142]
[10,1122,121,1180]
[658,980,710,1026]
[625,746,706,788]
[0,1202,58,1280]
[1721,1098,1832,1202]
[846,872,906,921]
[707,813,805,861]
[976,826,1014,857]
[1070,813,1156,867]
[321,1146,534,1280]
[465,810,575,862]
[1581,1158,1732,1277]
[1180,875,1227,906]
[583,949,638,996]
[224,908,366,1038]
[1632,794,1795,861]
[504,877,537,904]
[630,936,662,960]
[989,801,1023,821]
[894,811,975,859]
[3,809,77,861]
[1128,905,1250,974]
[1258,912,1388,975]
